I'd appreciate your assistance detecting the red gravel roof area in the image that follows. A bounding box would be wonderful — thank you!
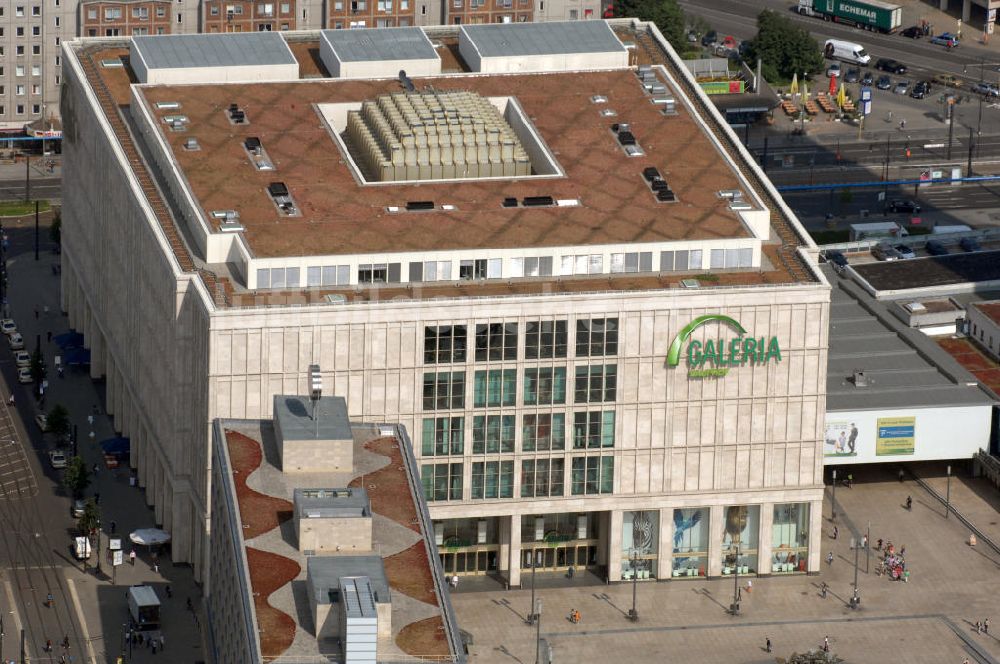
[138,69,752,259]
[937,336,1000,395]
[972,301,1000,327]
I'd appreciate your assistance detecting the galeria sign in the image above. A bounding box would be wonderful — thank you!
[667,315,781,378]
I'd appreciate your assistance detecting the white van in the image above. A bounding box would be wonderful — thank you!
[824,39,871,66]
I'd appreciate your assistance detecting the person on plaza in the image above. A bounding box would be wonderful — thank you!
[832,525,838,540]
[159,634,165,651]
[906,496,912,510]
[877,538,883,551]
[746,579,753,593]
[62,635,69,649]
[823,636,830,652]
[45,640,52,652]
[820,582,828,598]
[165,585,172,598]
[46,593,53,607]
[129,549,136,565]
[899,468,905,482]
[765,637,772,653]
[900,545,906,558]
[846,473,853,488]
[861,535,868,549]
[985,618,990,634]
[976,621,982,634]
[153,561,160,574]
[826,551,834,566]
[110,520,116,534]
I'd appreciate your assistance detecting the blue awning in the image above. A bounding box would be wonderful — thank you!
[100,437,130,456]
[64,347,91,365]
[54,331,84,349]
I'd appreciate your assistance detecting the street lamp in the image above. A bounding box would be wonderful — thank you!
[627,549,640,622]
[831,469,837,520]
[526,550,541,625]
[533,599,543,664]
[946,465,952,519]
[850,536,861,609]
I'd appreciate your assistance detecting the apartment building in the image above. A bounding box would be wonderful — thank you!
[81,0,172,36]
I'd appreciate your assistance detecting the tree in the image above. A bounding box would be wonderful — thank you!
[77,498,101,537]
[46,404,70,443]
[30,347,45,385]
[63,456,90,499]
[49,212,61,246]
[614,0,686,50]
[744,10,824,83]
[686,14,711,42]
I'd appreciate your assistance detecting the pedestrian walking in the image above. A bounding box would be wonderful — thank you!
[45,639,52,652]
[746,579,753,593]
[976,621,982,634]
[129,549,136,565]
[899,468,905,482]
[110,520,116,534]
[985,618,990,634]
[159,635,165,651]
[165,585,172,598]
[846,473,853,488]
[861,535,868,549]
[6,394,13,406]
[823,636,830,652]
[153,561,159,574]
[765,637,772,653]
[877,538,883,551]
[900,545,906,558]
[833,525,839,540]
[93,463,99,475]
[826,551,834,565]
[905,496,912,510]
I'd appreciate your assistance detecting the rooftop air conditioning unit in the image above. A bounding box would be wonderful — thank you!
[853,370,869,388]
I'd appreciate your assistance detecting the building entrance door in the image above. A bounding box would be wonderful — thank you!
[439,547,498,576]
[524,543,597,571]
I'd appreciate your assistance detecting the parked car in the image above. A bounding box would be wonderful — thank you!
[932,73,963,87]
[972,82,999,97]
[826,63,842,78]
[926,239,949,256]
[873,243,903,261]
[893,80,911,95]
[701,30,717,47]
[822,249,849,272]
[8,333,24,350]
[48,450,67,469]
[960,236,982,252]
[930,32,960,47]
[861,71,875,86]
[0,320,16,336]
[900,26,923,38]
[887,199,921,213]
[844,67,860,83]
[17,368,32,384]
[35,414,48,432]
[876,75,893,90]
[14,350,30,367]
[876,58,907,74]
[894,244,916,259]
[72,499,86,518]
[910,81,930,99]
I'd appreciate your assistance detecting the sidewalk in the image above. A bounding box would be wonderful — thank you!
[1,213,205,663]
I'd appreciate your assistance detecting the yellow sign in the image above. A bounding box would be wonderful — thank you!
[876,416,915,456]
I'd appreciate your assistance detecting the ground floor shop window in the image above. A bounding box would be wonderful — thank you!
[435,517,500,575]
[772,503,809,573]
[521,513,598,570]
[722,505,760,575]
[622,510,658,579]
[672,507,708,577]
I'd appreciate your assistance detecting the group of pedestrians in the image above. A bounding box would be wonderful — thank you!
[127,628,165,654]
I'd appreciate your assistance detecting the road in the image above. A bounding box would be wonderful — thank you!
[0,179,61,203]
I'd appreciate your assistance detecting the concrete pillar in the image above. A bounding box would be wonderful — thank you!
[89,326,105,379]
[507,514,522,588]
[607,509,623,581]
[708,504,725,578]
[807,499,823,573]
[657,507,673,580]
[498,515,511,575]
[963,0,971,23]
[758,503,773,576]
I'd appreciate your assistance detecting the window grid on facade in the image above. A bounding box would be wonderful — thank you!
[471,460,513,499]
[571,456,613,495]
[523,367,566,405]
[521,413,565,451]
[424,325,467,364]
[576,318,618,357]
[520,458,564,497]
[421,416,464,456]
[472,415,515,454]
[422,462,463,501]
[473,369,516,408]
[422,371,465,410]
[524,320,567,359]
[574,364,616,403]
[474,322,517,361]
[572,411,615,449]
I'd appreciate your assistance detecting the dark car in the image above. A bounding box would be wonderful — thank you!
[844,67,861,83]
[876,75,892,90]
[910,81,930,98]
[862,71,874,86]
[876,58,907,74]
[822,249,849,272]
[701,30,717,47]
[926,239,949,256]
[960,236,982,252]
[900,26,923,38]
[887,199,921,213]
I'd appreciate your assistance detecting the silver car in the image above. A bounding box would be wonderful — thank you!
[873,243,902,261]
[893,81,911,95]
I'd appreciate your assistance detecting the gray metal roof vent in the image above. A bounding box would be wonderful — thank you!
[183,138,200,151]
[852,370,869,388]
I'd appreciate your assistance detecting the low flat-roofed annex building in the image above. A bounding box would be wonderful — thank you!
[60,21,830,586]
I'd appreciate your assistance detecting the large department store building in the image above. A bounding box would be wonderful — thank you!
[60,20,830,588]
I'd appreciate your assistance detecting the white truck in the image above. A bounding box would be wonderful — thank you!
[127,585,161,632]
[823,39,871,65]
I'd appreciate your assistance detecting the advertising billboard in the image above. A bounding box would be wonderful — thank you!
[876,416,916,456]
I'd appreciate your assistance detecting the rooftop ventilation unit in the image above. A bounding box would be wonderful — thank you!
[624,145,645,157]
[642,167,661,182]
[718,189,743,200]
[590,95,608,104]
[155,101,181,110]
[398,70,415,92]
[904,302,927,313]
[268,182,289,197]
[228,103,247,124]
[101,59,124,68]
[637,65,652,77]
[617,131,636,146]
[600,109,618,117]
[729,200,753,211]
[405,201,435,211]
[679,279,700,289]
[245,137,262,153]
[324,294,347,304]
[852,370,869,388]
[220,219,245,233]
[211,210,240,219]
[522,196,554,207]
[501,197,518,208]
[656,189,676,202]
[183,138,200,151]
[650,84,667,96]
[654,97,677,114]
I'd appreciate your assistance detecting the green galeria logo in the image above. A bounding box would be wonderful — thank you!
[667,315,782,378]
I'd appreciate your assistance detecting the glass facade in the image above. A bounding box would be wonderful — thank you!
[722,505,760,575]
[520,513,598,570]
[672,507,709,577]
[435,517,500,576]
[621,510,658,579]
[772,503,809,574]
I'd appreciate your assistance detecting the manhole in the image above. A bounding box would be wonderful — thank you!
[368,483,376,490]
